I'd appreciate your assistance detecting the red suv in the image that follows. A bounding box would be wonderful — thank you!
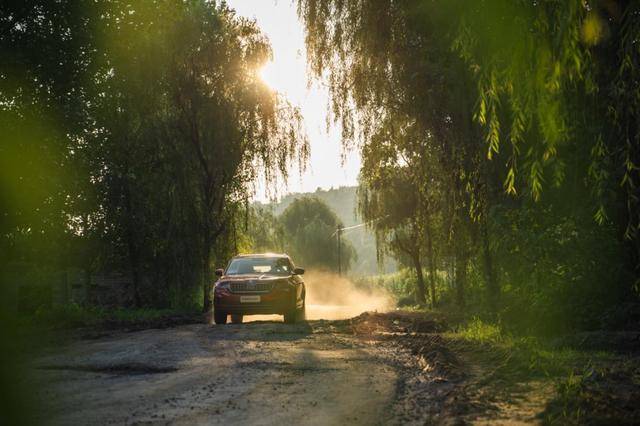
[212,253,306,324]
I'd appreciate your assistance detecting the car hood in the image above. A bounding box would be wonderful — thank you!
[219,274,291,281]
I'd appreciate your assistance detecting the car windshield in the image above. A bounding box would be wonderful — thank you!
[225,257,292,276]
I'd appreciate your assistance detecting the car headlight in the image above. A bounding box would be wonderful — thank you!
[216,281,230,290]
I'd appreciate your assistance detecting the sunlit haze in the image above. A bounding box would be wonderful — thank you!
[227,0,361,202]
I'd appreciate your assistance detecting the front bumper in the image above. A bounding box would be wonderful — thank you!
[213,288,294,315]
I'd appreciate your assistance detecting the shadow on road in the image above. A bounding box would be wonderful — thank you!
[204,320,314,342]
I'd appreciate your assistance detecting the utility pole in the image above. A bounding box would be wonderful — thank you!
[336,226,342,276]
[330,218,385,276]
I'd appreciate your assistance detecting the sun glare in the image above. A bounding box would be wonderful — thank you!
[257,56,306,102]
[258,61,279,92]
[226,0,361,200]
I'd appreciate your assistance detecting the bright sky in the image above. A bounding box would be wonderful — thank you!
[226,0,361,202]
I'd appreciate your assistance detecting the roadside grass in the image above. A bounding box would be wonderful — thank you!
[15,304,203,356]
[25,303,201,330]
[546,370,589,424]
[447,317,594,377]
[434,314,636,424]
[370,306,640,423]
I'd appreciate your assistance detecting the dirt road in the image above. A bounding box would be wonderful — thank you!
[29,311,640,425]
[33,319,414,426]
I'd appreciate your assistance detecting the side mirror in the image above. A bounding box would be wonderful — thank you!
[293,267,305,275]
[215,268,224,277]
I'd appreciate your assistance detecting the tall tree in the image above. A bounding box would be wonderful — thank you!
[2,1,309,309]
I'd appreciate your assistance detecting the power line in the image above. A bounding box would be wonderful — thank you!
[333,216,386,275]
[339,222,368,232]
[331,217,383,237]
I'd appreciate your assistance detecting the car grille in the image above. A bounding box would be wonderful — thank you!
[229,282,273,293]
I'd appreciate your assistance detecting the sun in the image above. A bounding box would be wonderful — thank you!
[258,61,279,92]
[256,56,306,102]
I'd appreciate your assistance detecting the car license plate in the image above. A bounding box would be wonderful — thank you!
[240,295,260,303]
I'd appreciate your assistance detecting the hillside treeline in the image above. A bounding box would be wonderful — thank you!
[298,0,640,334]
[250,197,356,272]
[268,186,397,275]
[2,1,308,309]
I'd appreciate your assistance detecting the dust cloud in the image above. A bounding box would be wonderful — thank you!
[244,270,394,322]
[304,270,394,320]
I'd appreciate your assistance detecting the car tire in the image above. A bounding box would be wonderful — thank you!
[214,311,227,325]
[284,297,305,324]
[283,306,296,324]
[297,298,306,322]
[230,314,243,324]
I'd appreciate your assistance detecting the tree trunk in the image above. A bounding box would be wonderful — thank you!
[123,180,142,308]
[454,248,467,307]
[412,254,427,305]
[127,235,142,308]
[481,225,499,310]
[425,234,437,308]
[202,218,212,313]
[202,248,212,313]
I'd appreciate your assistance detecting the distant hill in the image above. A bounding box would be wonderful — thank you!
[258,186,397,276]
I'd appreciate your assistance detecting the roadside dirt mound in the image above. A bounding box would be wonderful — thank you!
[348,310,446,335]
[328,311,463,383]
[343,311,462,380]
[325,311,470,423]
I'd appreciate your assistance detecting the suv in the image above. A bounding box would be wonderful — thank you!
[212,253,306,324]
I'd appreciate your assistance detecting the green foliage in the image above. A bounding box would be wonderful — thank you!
[32,303,102,329]
[489,199,630,335]
[455,317,504,344]
[298,0,639,333]
[355,269,420,304]
[245,207,285,253]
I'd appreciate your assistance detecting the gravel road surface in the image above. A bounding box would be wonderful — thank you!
[33,320,403,425]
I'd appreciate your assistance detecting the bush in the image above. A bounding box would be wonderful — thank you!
[455,316,504,344]
[28,304,199,330]
[33,303,103,328]
[355,268,421,302]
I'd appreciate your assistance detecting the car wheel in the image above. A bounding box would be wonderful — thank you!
[283,305,297,324]
[214,311,227,325]
[284,298,305,324]
[230,314,243,324]
[297,296,306,322]
[283,310,294,324]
